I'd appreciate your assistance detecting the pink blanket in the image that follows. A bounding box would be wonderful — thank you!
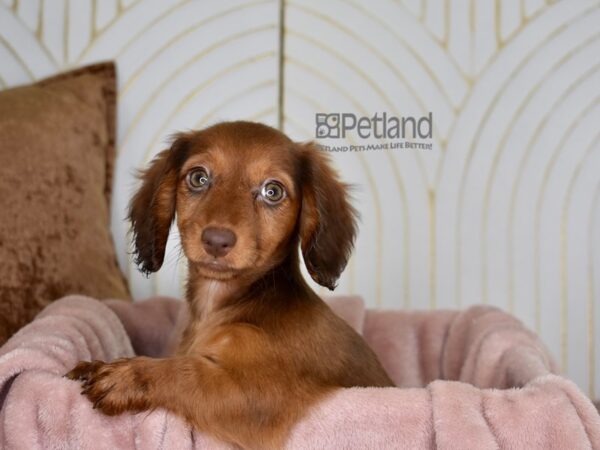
[0,295,599,449]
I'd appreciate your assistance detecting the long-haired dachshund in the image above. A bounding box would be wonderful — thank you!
[67,121,393,449]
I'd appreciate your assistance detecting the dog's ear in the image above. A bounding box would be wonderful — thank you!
[297,143,358,290]
[128,133,193,275]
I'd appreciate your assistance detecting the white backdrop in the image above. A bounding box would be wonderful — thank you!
[0,0,598,398]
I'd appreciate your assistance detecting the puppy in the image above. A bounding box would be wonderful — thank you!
[67,121,394,449]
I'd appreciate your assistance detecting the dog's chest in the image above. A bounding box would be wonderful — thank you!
[191,280,232,317]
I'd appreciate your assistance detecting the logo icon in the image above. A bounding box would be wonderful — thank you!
[315,113,340,138]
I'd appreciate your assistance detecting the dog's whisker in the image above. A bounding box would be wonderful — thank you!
[163,243,185,267]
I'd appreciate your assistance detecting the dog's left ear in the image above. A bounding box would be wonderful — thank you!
[297,143,358,290]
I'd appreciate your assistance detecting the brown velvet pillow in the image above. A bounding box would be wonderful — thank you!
[0,62,131,344]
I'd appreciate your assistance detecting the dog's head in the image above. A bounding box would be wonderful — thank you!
[128,121,357,290]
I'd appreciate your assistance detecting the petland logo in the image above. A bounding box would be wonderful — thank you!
[315,112,434,151]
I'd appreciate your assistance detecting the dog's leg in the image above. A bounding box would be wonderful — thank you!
[66,355,293,449]
[66,356,206,415]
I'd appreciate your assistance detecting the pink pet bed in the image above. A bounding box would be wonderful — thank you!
[0,295,599,449]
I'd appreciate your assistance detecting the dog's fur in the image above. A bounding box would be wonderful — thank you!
[66,121,394,449]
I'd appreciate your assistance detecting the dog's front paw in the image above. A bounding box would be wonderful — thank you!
[65,360,105,382]
[66,358,150,415]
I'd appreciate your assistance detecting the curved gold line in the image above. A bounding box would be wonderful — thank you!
[120,24,276,151]
[588,182,600,398]
[96,0,142,33]
[286,29,434,189]
[119,0,271,95]
[534,102,600,371]
[277,0,285,131]
[74,0,145,63]
[494,0,501,46]
[141,52,274,163]
[286,59,404,308]
[507,63,600,315]
[534,95,600,352]
[249,106,277,122]
[500,7,526,45]
[0,35,34,79]
[338,1,468,107]
[4,0,61,68]
[561,127,600,394]
[452,5,599,306]
[482,35,600,306]
[535,97,600,339]
[386,0,430,40]
[289,1,460,111]
[454,6,482,76]
[440,3,595,186]
[190,80,276,129]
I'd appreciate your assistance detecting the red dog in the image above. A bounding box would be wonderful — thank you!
[67,121,393,449]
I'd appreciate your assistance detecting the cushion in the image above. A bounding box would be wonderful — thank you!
[0,296,598,448]
[0,62,130,344]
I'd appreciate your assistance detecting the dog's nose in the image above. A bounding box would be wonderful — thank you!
[201,227,237,257]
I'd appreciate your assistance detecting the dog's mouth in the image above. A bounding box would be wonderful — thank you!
[183,243,260,279]
[194,259,244,278]
[204,260,235,272]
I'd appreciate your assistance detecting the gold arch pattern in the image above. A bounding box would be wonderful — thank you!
[451,4,599,310]
[482,37,600,308]
[561,126,600,393]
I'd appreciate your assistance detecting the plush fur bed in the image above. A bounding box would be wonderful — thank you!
[0,295,598,449]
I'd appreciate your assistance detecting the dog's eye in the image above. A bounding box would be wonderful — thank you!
[187,168,210,191]
[261,181,285,203]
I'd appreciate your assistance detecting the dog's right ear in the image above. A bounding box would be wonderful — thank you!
[297,143,357,290]
[128,133,193,275]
